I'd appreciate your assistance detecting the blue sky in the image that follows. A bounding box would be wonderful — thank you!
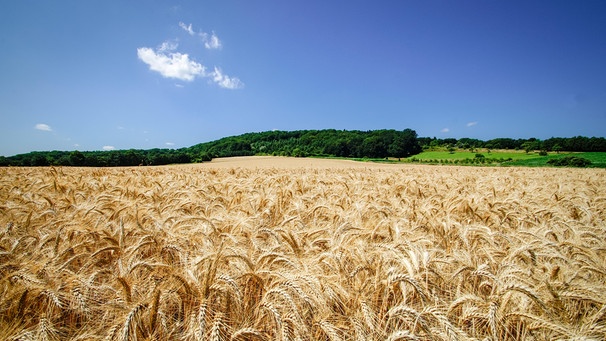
[1,1,605,156]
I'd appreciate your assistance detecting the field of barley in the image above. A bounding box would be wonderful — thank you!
[1,156,605,340]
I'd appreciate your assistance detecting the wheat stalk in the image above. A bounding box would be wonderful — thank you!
[1,162,605,340]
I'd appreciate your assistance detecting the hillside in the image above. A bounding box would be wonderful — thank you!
[186,129,421,159]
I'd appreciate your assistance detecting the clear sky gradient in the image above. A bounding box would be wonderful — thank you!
[1,1,605,156]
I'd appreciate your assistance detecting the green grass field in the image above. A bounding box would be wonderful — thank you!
[403,149,606,168]
[407,150,535,160]
[507,152,606,168]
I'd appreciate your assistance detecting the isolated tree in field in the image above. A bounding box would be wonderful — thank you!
[522,139,541,154]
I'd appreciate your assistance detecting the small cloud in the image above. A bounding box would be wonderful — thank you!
[158,40,178,53]
[137,46,205,81]
[211,67,244,89]
[117,126,125,130]
[203,32,222,50]
[175,84,184,88]
[165,142,175,146]
[179,22,222,49]
[35,123,52,132]
[73,144,80,148]
[102,145,115,151]
[179,22,195,36]
[467,121,478,127]
[441,128,450,133]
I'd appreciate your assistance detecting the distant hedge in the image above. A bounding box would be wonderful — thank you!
[0,149,208,167]
[547,156,592,167]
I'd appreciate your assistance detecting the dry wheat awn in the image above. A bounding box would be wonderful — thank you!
[0,161,604,340]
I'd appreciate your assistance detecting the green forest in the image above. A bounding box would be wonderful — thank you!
[1,129,605,167]
[188,129,422,159]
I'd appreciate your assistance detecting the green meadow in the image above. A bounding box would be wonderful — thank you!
[408,150,533,160]
[507,152,606,167]
[404,149,606,168]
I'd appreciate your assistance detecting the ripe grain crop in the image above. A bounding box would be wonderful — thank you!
[1,157,605,340]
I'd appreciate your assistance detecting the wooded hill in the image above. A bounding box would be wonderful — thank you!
[187,129,422,159]
[1,129,605,167]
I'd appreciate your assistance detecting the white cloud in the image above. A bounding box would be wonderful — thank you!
[179,22,195,36]
[211,67,244,89]
[179,22,222,50]
[137,46,205,81]
[467,121,478,127]
[138,28,241,88]
[165,142,175,146]
[441,128,450,133]
[158,40,178,52]
[35,123,52,131]
[102,146,115,151]
[203,32,222,50]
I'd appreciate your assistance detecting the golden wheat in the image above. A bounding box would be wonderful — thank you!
[0,160,605,340]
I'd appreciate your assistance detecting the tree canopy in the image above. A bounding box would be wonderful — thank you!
[187,129,422,159]
[0,148,200,167]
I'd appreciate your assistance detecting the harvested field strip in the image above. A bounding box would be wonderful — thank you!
[1,159,605,340]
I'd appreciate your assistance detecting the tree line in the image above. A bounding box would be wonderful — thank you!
[0,148,210,167]
[188,129,422,159]
[0,129,421,166]
[1,130,604,167]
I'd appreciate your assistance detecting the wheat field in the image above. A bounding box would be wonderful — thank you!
[1,157,605,340]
